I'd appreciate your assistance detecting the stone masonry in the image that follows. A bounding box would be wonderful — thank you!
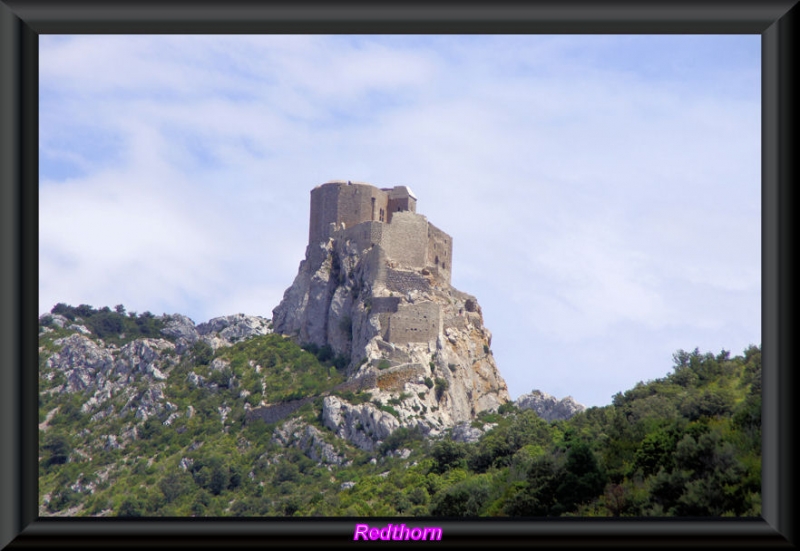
[309,181,452,285]
[272,180,510,431]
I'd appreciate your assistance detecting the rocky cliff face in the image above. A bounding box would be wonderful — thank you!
[272,185,510,440]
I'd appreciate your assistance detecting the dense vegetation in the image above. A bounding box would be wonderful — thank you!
[38,308,761,517]
[42,303,168,345]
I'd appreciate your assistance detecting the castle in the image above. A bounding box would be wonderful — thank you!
[308,180,453,285]
[272,180,510,427]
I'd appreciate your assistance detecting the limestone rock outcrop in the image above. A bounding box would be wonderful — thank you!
[515,389,586,421]
[39,311,273,433]
[45,333,116,392]
[272,418,349,466]
[162,312,272,352]
[197,313,273,349]
[273,181,510,433]
[322,396,403,452]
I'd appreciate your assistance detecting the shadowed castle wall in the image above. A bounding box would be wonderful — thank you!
[426,222,453,283]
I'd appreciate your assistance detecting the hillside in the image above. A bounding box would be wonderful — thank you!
[38,303,760,517]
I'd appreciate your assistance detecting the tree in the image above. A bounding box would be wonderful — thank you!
[90,311,124,338]
[634,426,678,476]
[503,456,561,516]
[274,461,300,484]
[429,476,492,516]
[191,341,214,366]
[75,304,95,318]
[42,432,71,467]
[553,441,607,514]
[117,497,144,517]
[51,303,73,318]
[679,388,735,421]
[469,411,553,472]
[208,463,230,496]
[434,378,449,401]
[431,439,467,474]
[159,473,192,503]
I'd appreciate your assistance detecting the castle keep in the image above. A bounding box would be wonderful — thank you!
[272,179,510,428]
[309,181,453,286]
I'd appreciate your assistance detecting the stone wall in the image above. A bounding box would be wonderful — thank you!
[382,211,429,269]
[310,181,421,246]
[376,363,426,391]
[371,296,401,314]
[331,372,378,394]
[309,181,389,245]
[310,182,453,285]
[341,220,384,254]
[426,222,453,284]
[337,184,387,232]
[305,180,456,350]
[245,396,315,425]
[387,302,440,345]
[309,182,341,245]
[244,371,381,425]
[384,269,431,294]
[386,185,417,222]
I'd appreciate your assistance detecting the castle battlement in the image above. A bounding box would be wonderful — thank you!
[309,181,453,285]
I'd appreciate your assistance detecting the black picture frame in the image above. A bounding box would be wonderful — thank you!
[1,1,796,548]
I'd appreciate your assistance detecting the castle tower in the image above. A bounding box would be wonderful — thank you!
[308,180,419,245]
[384,185,417,223]
[272,180,510,430]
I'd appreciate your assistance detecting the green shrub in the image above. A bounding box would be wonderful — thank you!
[435,378,449,401]
[498,402,518,415]
[191,341,214,366]
[379,404,400,419]
[378,426,424,454]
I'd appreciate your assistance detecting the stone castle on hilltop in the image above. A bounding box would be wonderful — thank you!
[272,180,509,433]
[309,180,453,286]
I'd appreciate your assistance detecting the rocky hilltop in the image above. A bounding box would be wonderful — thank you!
[40,311,274,427]
[272,181,510,434]
[515,390,586,422]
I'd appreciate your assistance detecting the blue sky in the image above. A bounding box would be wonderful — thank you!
[39,35,761,408]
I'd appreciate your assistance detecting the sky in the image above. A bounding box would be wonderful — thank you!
[39,35,761,408]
